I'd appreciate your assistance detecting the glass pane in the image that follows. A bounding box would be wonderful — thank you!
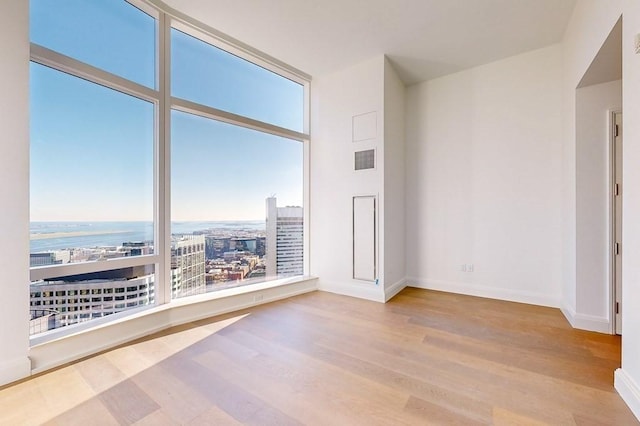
[30,63,154,264]
[171,110,303,298]
[30,0,156,88]
[30,265,155,335]
[171,29,304,132]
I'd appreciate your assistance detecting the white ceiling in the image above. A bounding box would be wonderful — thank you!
[164,0,576,85]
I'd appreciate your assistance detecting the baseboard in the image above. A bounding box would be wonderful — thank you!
[0,356,31,387]
[29,278,318,375]
[561,304,611,334]
[406,277,561,308]
[385,278,407,302]
[615,368,640,421]
[165,278,319,329]
[317,279,385,302]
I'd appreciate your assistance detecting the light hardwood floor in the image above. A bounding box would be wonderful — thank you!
[0,288,637,425]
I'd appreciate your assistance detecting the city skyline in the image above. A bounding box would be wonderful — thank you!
[30,197,303,334]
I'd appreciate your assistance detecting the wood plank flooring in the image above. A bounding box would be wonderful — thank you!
[0,288,637,425]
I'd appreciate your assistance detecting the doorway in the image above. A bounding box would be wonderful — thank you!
[575,16,622,334]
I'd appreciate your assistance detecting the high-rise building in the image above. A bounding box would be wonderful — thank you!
[171,234,206,297]
[230,238,257,253]
[265,197,303,278]
[29,265,155,335]
[30,250,71,267]
[256,236,266,257]
[205,236,230,260]
[122,241,154,257]
[30,252,60,267]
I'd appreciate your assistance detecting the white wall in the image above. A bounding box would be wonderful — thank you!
[405,45,564,307]
[0,0,31,385]
[310,55,386,302]
[310,55,406,302]
[575,79,621,331]
[617,0,640,419]
[383,58,406,299]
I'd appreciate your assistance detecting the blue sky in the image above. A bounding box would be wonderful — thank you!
[29,0,304,222]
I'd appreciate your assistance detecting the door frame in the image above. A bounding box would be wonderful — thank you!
[609,109,622,335]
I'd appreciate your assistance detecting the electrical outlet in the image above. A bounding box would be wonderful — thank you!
[466,264,474,272]
[253,294,264,302]
[460,264,467,272]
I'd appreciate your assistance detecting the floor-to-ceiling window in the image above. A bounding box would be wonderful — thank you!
[29,0,309,337]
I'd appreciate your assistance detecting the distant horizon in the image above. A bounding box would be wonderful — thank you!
[29,219,269,252]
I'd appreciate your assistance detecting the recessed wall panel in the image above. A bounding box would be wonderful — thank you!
[352,111,377,142]
[353,196,376,281]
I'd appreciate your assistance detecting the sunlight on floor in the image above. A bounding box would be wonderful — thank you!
[0,314,250,425]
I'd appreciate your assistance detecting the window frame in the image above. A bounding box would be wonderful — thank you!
[28,0,311,337]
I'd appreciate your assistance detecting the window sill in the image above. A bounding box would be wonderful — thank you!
[168,275,317,309]
[29,276,318,373]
